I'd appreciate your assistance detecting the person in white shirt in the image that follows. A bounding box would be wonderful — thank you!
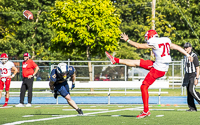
[0,53,18,107]
[105,30,193,118]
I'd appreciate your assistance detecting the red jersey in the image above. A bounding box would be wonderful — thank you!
[22,59,38,78]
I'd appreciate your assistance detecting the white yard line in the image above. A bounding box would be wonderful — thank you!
[150,109,174,111]
[62,109,109,111]
[2,107,142,125]
[0,106,13,108]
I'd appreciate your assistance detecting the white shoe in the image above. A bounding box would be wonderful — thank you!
[15,103,24,107]
[26,103,32,107]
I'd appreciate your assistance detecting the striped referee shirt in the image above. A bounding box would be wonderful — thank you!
[184,52,199,73]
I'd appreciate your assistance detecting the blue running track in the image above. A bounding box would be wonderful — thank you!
[0,96,198,105]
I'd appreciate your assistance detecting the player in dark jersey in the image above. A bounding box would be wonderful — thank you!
[49,63,83,115]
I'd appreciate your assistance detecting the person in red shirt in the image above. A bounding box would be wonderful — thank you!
[15,53,39,107]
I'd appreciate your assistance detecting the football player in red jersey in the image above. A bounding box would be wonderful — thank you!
[105,30,193,118]
[0,53,18,107]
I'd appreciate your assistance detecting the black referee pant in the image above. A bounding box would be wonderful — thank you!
[187,76,200,110]
[19,77,34,104]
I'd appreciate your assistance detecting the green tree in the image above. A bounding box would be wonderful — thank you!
[50,0,122,82]
[50,0,121,56]
[156,0,200,60]
[114,0,200,61]
[113,0,178,60]
[0,0,62,60]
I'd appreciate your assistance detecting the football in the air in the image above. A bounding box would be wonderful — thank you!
[23,10,34,20]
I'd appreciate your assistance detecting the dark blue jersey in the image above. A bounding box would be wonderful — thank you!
[50,66,75,83]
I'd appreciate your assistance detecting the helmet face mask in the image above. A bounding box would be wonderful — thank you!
[0,53,8,64]
[1,59,8,64]
[145,30,158,42]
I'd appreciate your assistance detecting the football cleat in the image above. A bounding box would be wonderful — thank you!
[105,51,116,64]
[3,103,8,107]
[136,111,151,119]
[76,108,83,115]
[186,109,197,112]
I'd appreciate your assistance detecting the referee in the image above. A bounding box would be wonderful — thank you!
[183,42,200,112]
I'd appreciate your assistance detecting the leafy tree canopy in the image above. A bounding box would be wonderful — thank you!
[50,0,122,59]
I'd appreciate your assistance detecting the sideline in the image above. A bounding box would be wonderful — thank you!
[2,107,143,125]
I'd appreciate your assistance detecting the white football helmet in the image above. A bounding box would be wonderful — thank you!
[57,63,68,76]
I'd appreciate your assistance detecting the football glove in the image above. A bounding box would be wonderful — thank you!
[53,90,60,99]
[71,82,75,90]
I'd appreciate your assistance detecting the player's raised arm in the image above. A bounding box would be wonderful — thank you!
[120,33,153,49]
[170,43,193,62]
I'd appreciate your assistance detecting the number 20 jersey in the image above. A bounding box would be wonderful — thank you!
[147,37,172,71]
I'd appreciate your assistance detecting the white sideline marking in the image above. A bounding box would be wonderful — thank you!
[129,109,145,111]
[0,106,13,108]
[156,115,164,117]
[62,109,109,111]
[177,109,187,111]
[150,109,174,111]
[34,106,41,108]
[173,106,188,107]
[52,115,96,117]
[2,107,141,125]
[22,115,34,117]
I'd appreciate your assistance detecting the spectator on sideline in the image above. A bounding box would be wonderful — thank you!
[49,63,83,115]
[15,53,39,107]
[182,42,200,112]
[0,53,18,107]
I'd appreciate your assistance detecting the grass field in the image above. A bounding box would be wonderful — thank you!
[1,104,200,125]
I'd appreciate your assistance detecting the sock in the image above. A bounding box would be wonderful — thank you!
[5,98,9,104]
[114,57,119,63]
[140,84,149,113]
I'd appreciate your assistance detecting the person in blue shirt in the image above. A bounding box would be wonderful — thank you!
[49,63,83,115]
